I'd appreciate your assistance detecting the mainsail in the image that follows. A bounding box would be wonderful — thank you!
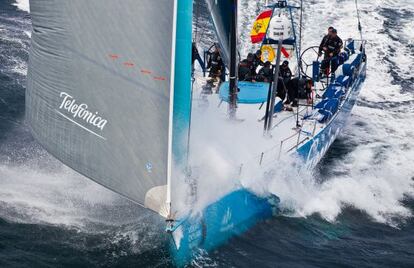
[27,0,193,217]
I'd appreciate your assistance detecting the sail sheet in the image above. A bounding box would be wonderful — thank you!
[27,0,193,217]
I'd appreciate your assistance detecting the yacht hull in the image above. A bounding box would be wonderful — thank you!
[171,50,367,266]
[169,189,277,266]
[298,61,367,166]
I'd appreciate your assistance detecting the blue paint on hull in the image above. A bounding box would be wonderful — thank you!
[297,61,367,166]
[170,189,278,266]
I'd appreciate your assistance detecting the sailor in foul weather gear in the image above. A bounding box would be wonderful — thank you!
[207,44,224,82]
[279,60,292,85]
[253,50,265,70]
[269,60,292,101]
[256,61,273,82]
[320,28,343,76]
[326,29,343,57]
[318,26,334,56]
[238,53,256,81]
[238,59,251,81]
[285,77,313,107]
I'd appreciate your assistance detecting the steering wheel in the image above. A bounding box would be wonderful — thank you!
[300,46,319,79]
[300,46,329,91]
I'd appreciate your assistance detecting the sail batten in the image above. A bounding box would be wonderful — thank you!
[27,0,193,216]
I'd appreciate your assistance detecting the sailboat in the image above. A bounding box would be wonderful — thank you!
[169,1,367,264]
[26,0,366,266]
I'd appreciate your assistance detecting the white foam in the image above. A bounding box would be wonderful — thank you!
[0,162,120,227]
[13,0,30,13]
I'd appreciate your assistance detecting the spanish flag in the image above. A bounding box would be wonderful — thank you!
[250,10,272,44]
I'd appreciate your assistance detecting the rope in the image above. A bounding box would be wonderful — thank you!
[355,0,363,40]
[299,0,303,62]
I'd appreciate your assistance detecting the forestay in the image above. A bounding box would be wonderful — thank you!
[27,0,193,217]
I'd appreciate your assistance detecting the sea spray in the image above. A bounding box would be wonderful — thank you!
[13,0,30,12]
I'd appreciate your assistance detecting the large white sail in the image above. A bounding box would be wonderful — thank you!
[27,0,193,217]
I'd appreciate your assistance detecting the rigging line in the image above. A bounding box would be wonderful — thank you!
[194,1,207,45]
[355,0,363,40]
[194,0,200,42]
[299,0,303,70]
[193,1,208,47]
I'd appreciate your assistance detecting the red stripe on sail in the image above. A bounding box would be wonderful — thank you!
[153,76,166,81]
[123,62,135,67]
[108,54,119,60]
[140,69,152,74]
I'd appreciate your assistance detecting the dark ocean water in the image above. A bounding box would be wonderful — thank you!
[1,0,414,267]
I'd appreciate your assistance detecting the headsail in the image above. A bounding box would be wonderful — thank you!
[27,0,193,217]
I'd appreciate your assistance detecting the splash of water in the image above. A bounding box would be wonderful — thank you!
[13,0,30,12]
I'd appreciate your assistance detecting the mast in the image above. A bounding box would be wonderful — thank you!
[228,0,238,119]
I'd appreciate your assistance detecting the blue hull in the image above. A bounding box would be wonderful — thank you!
[297,61,367,165]
[169,190,278,266]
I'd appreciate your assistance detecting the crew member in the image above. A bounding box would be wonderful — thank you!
[279,60,292,85]
[256,61,273,82]
[238,53,256,81]
[285,77,313,107]
[320,28,343,75]
[207,44,224,81]
[318,26,334,56]
[253,50,264,70]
